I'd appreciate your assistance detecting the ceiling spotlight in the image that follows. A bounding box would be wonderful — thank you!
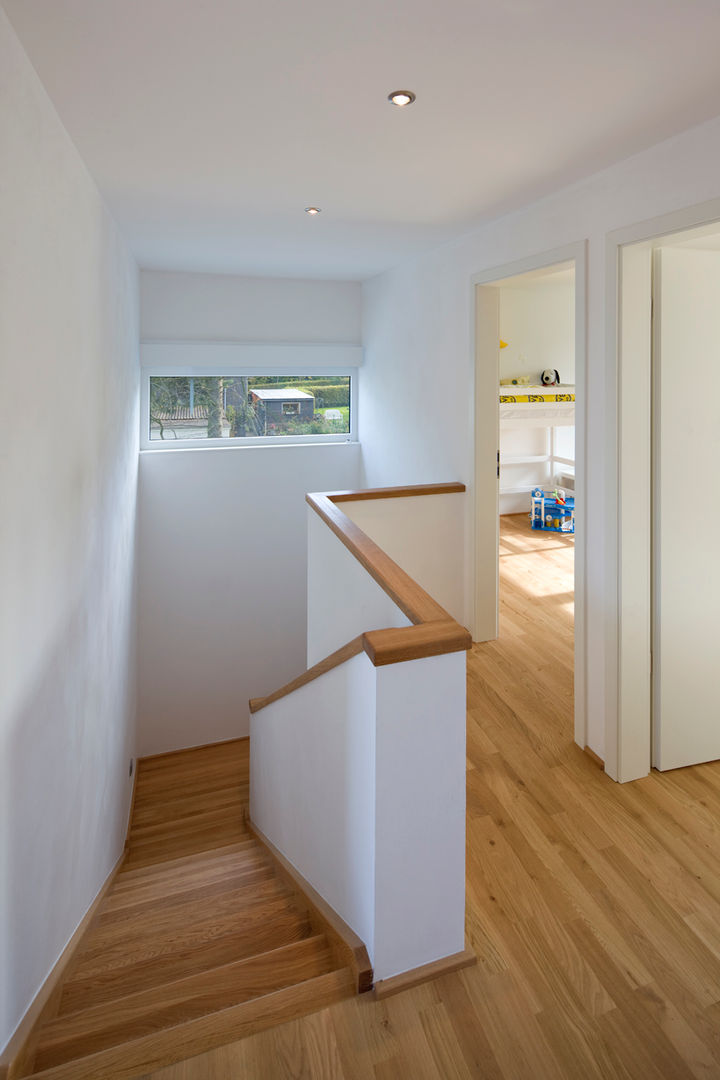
[305,206,321,215]
[388,90,416,107]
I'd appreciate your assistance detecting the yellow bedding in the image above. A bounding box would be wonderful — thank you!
[499,385,575,404]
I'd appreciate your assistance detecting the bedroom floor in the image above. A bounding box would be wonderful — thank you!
[495,511,575,745]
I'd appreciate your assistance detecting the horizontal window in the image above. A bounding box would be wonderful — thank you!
[145,374,354,447]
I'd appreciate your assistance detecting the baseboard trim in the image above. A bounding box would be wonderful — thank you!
[124,765,138,853]
[247,818,373,994]
[0,851,125,1080]
[584,746,605,770]
[373,948,477,1000]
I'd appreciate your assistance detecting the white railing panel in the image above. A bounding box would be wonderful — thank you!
[250,652,377,953]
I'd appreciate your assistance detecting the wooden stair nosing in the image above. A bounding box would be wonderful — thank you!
[23,968,356,1080]
[101,862,276,918]
[57,911,315,1016]
[31,935,335,1072]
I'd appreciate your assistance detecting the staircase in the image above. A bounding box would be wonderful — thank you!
[15,740,369,1080]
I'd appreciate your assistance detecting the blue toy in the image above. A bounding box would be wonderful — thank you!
[530,487,575,534]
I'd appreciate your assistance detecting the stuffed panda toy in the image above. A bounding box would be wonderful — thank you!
[541,369,560,387]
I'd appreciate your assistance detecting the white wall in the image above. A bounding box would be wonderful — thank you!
[137,272,364,754]
[499,281,575,384]
[360,113,720,759]
[339,493,466,627]
[141,270,362,343]
[138,444,361,754]
[0,9,138,1052]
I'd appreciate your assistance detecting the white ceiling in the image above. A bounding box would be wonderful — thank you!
[6,0,720,280]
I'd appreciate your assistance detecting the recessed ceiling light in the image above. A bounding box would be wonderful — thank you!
[388,90,416,107]
[304,206,321,215]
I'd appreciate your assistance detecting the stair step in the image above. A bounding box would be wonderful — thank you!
[128,803,247,844]
[135,760,249,798]
[123,825,251,868]
[58,907,314,1015]
[102,860,275,917]
[130,787,246,828]
[138,739,246,769]
[26,968,356,1080]
[32,935,335,1072]
[71,886,300,972]
[113,839,262,886]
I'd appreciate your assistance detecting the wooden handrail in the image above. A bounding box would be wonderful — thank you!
[306,490,457,625]
[250,637,364,713]
[250,483,470,713]
[327,481,466,503]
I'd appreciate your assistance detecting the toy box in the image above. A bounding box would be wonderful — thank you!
[530,487,575,534]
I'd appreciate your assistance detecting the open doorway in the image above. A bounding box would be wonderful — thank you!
[473,246,586,750]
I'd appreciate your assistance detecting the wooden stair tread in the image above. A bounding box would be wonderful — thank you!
[68,891,307,976]
[24,969,356,1080]
[57,910,315,1016]
[128,804,247,843]
[32,936,336,1071]
[100,862,276,918]
[122,827,252,868]
[130,791,247,829]
[112,839,262,884]
[104,852,274,907]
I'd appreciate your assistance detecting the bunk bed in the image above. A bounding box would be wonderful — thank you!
[498,385,576,511]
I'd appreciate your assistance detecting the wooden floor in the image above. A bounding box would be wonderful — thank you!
[142,514,720,1079]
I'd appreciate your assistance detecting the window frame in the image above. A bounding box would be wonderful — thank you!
[140,366,358,450]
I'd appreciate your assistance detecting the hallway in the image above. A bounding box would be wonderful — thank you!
[137,513,720,1079]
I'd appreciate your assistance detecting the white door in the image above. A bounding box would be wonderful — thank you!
[653,247,720,770]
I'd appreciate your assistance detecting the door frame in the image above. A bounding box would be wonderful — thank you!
[471,240,588,751]
[606,197,720,782]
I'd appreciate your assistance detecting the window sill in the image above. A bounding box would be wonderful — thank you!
[139,439,360,455]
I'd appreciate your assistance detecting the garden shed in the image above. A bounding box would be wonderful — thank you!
[249,387,315,420]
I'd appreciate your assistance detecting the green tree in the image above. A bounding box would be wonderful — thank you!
[226,377,262,436]
[205,377,224,437]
